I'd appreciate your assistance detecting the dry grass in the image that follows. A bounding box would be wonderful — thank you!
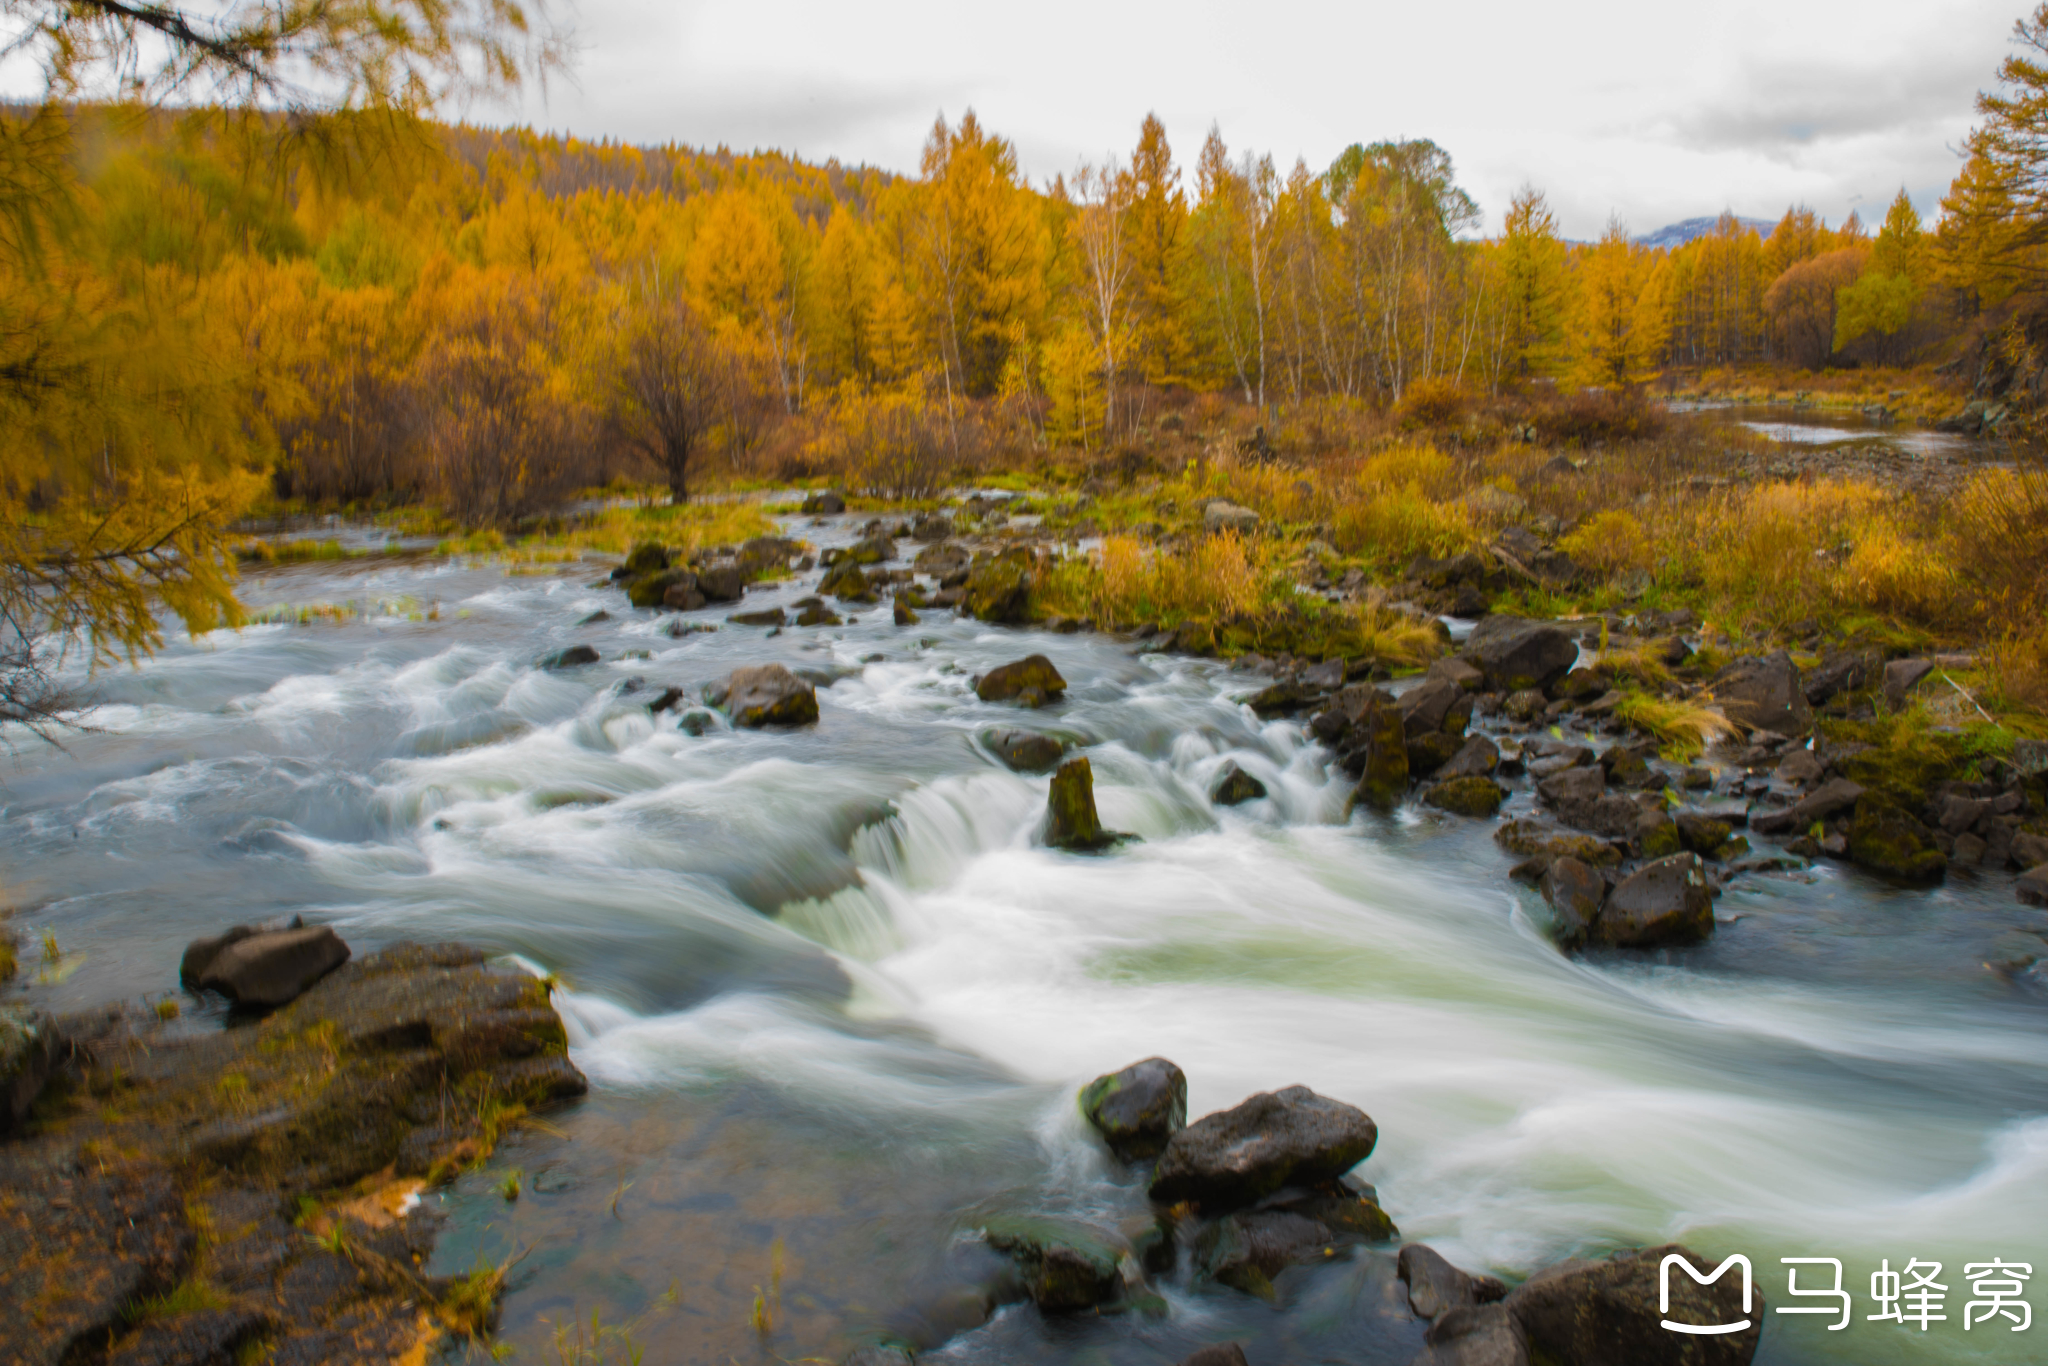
[1615,693,1736,760]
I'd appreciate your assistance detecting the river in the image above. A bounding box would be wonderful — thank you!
[2,515,2044,1365]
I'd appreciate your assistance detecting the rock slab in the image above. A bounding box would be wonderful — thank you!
[186,926,351,1009]
[1149,1085,1378,1210]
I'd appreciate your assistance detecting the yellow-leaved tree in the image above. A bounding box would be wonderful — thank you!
[0,1,564,737]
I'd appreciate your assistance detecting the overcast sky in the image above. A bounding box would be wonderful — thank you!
[471,0,2021,238]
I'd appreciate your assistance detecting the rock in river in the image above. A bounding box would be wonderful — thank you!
[723,663,820,727]
[1400,1243,1507,1322]
[986,728,1065,773]
[1463,616,1578,694]
[1598,852,1713,947]
[182,924,351,1009]
[976,654,1067,706]
[1149,1085,1378,1210]
[1211,761,1268,806]
[1503,1243,1763,1365]
[1046,756,1119,851]
[1708,652,1811,736]
[1080,1056,1187,1161]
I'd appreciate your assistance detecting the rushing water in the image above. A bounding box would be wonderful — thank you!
[4,521,2046,1366]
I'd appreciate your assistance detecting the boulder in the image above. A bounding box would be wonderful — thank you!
[1046,757,1116,852]
[847,535,897,565]
[724,664,820,727]
[1803,649,1879,705]
[1748,778,1864,836]
[964,552,1035,623]
[1435,735,1500,780]
[1408,731,1467,778]
[1212,762,1268,806]
[1882,657,1936,712]
[893,598,920,626]
[1414,1303,1529,1366]
[1674,812,1734,857]
[1708,653,1811,735]
[2018,864,2048,907]
[1351,698,1411,813]
[1539,857,1606,950]
[913,540,971,577]
[627,568,694,608]
[1399,677,1466,736]
[663,579,707,611]
[1177,1347,1250,1366]
[977,654,1068,707]
[1,1007,61,1135]
[982,1216,1125,1312]
[1426,778,1506,818]
[1079,1056,1187,1161]
[1149,1085,1377,1210]
[729,608,786,627]
[1426,656,1487,693]
[1464,617,1578,694]
[622,541,671,575]
[821,559,873,601]
[1598,853,1713,947]
[800,490,847,515]
[1203,500,1261,533]
[1847,799,1947,882]
[1193,1209,1335,1300]
[1538,764,1606,808]
[188,925,351,1009]
[796,603,843,627]
[536,644,600,670]
[1636,811,1684,860]
[987,729,1066,773]
[696,565,747,603]
[1504,1244,1762,1366]
[1494,821,1624,869]
[1400,1244,1508,1321]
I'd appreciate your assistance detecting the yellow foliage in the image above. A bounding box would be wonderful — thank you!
[1558,509,1655,576]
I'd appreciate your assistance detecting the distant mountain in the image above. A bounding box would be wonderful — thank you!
[1633,216,1775,250]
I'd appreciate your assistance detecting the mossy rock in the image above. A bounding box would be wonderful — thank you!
[820,559,874,602]
[1407,730,1466,778]
[1079,1057,1186,1161]
[1350,702,1410,813]
[623,541,670,575]
[1047,757,1118,851]
[1847,798,1947,882]
[1424,777,1506,817]
[1637,813,1683,860]
[965,552,1035,623]
[982,1214,1126,1312]
[976,654,1068,706]
[1830,718,1968,808]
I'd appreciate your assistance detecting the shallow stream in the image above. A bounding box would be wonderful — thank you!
[3,522,2045,1365]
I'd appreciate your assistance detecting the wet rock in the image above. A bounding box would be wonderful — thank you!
[1400,1244,1508,1321]
[1774,749,1824,787]
[796,603,843,627]
[1426,777,1506,818]
[1149,1086,1377,1211]
[1212,762,1268,806]
[1047,756,1117,852]
[537,644,600,669]
[626,567,689,608]
[894,598,920,626]
[187,926,351,1009]
[1708,653,1812,736]
[821,559,873,601]
[987,729,1066,773]
[1598,853,1714,947]
[729,608,786,627]
[1408,731,1467,778]
[1637,812,1684,860]
[964,551,1035,623]
[1538,764,1606,808]
[1436,735,1500,780]
[1539,857,1606,950]
[723,664,820,727]
[1748,778,1865,836]
[1847,798,1946,881]
[736,535,798,575]
[1,1007,61,1134]
[1804,648,1880,705]
[576,609,612,626]
[1502,688,1548,722]
[1674,812,1734,857]
[976,654,1068,707]
[1079,1056,1187,1161]
[913,540,970,577]
[1414,1303,1530,1366]
[1176,1347,1250,1366]
[1400,677,1467,736]
[2018,864,2048,906]
[696,565,747,602]
[848,535,897,565]
[800,490,846,515]
[1882,657,1936,712]
[622,541,671,575]
[1427,656,1487,692]
[1351,698,1411,813]
[1494,821,1624,871]
[1504,1244,1762,1365]
[982,1216,1125,1312]
[1193,1209,1335,1300]
[1464,617,1579,694]
[1203,500,1261,533]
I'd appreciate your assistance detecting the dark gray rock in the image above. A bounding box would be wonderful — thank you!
[800,490,846,515]
[1537,764,1606,808]
[986,729,1066,773]
[1539,857,1606,950]
[1709,653,1811,735]
[1150,1086,1377,1211]
[1079,1057,1187,1161]
[1803,649,1879,705]
[1435,735,1500,781]
[1883,657,1936,711]
[1399,677,1465,736]
[1400,1243,1508,1320]
[1504,1244,1762,1365]
[1464,617,1578,694]
[2019,864,2048,907]
[1177,1347,1250,1366]
[1414,1303,1529,1366]
[1426,656,1486,693]
[1747,778,1864,836]
[1599,853,1714,947]
[537,644,600,669]
[191,926,351,1009]
[981,1216,1125,1312]
[1212,762,1268,806]
[724,664,819,727]
[1193,1209,1335,1300]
